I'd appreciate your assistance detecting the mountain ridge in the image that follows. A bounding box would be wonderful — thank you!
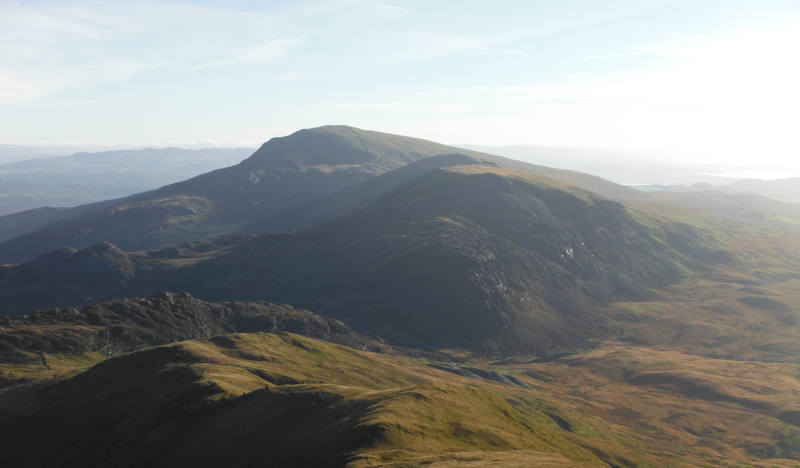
[0,125,647,264]
[0,292,378,365]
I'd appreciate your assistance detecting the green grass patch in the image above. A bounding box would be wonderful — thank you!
[765,213,800,226]
[613,302,675,322]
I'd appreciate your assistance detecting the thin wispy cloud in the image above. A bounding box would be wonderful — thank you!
[327,103,471,112]
[284,0,408,18]
[2,1,799,168]
[558,44,678,63]
[0,1,287,102]
[0,68,61,105]
[175,38,305,74]
[0,1,605,105]
[0,2,157,104]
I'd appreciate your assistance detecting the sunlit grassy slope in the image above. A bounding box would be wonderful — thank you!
[592,199,800,362]
[4,332,800,467]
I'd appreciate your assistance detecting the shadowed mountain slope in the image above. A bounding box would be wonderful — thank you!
[0,242,138,314]
[0,197,125,244]
[0,235,256,316]
[244,153,496,234]
[0,126,645,264]
[0,292,378,365]
[166,165,689,352]
[0,164,725,353]
[0,165,699,351]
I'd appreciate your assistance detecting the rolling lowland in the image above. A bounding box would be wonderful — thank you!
[3,127,800,467]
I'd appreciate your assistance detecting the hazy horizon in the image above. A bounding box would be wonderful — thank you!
[2,134,798,184]
[2,1,799,168]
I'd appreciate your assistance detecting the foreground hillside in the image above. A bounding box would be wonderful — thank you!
[4,331,800,467]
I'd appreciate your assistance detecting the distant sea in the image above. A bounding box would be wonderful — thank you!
[707,170,800,180]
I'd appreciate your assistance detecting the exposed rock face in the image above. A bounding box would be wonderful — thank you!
[427,362,534,389]
[0,292,379,363]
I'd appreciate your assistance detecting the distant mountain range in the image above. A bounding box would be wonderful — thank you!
[0,144,90,164]
[0,147,254,216]
[637,177,800,205]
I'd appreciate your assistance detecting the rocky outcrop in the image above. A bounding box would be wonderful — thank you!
[0,292,379,363]
[427,362,534,389]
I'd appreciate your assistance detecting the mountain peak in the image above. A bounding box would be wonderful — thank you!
[0,126,639,264]
[243,125,456,172]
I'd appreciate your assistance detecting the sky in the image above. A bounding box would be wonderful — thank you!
[1,0,800,167]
